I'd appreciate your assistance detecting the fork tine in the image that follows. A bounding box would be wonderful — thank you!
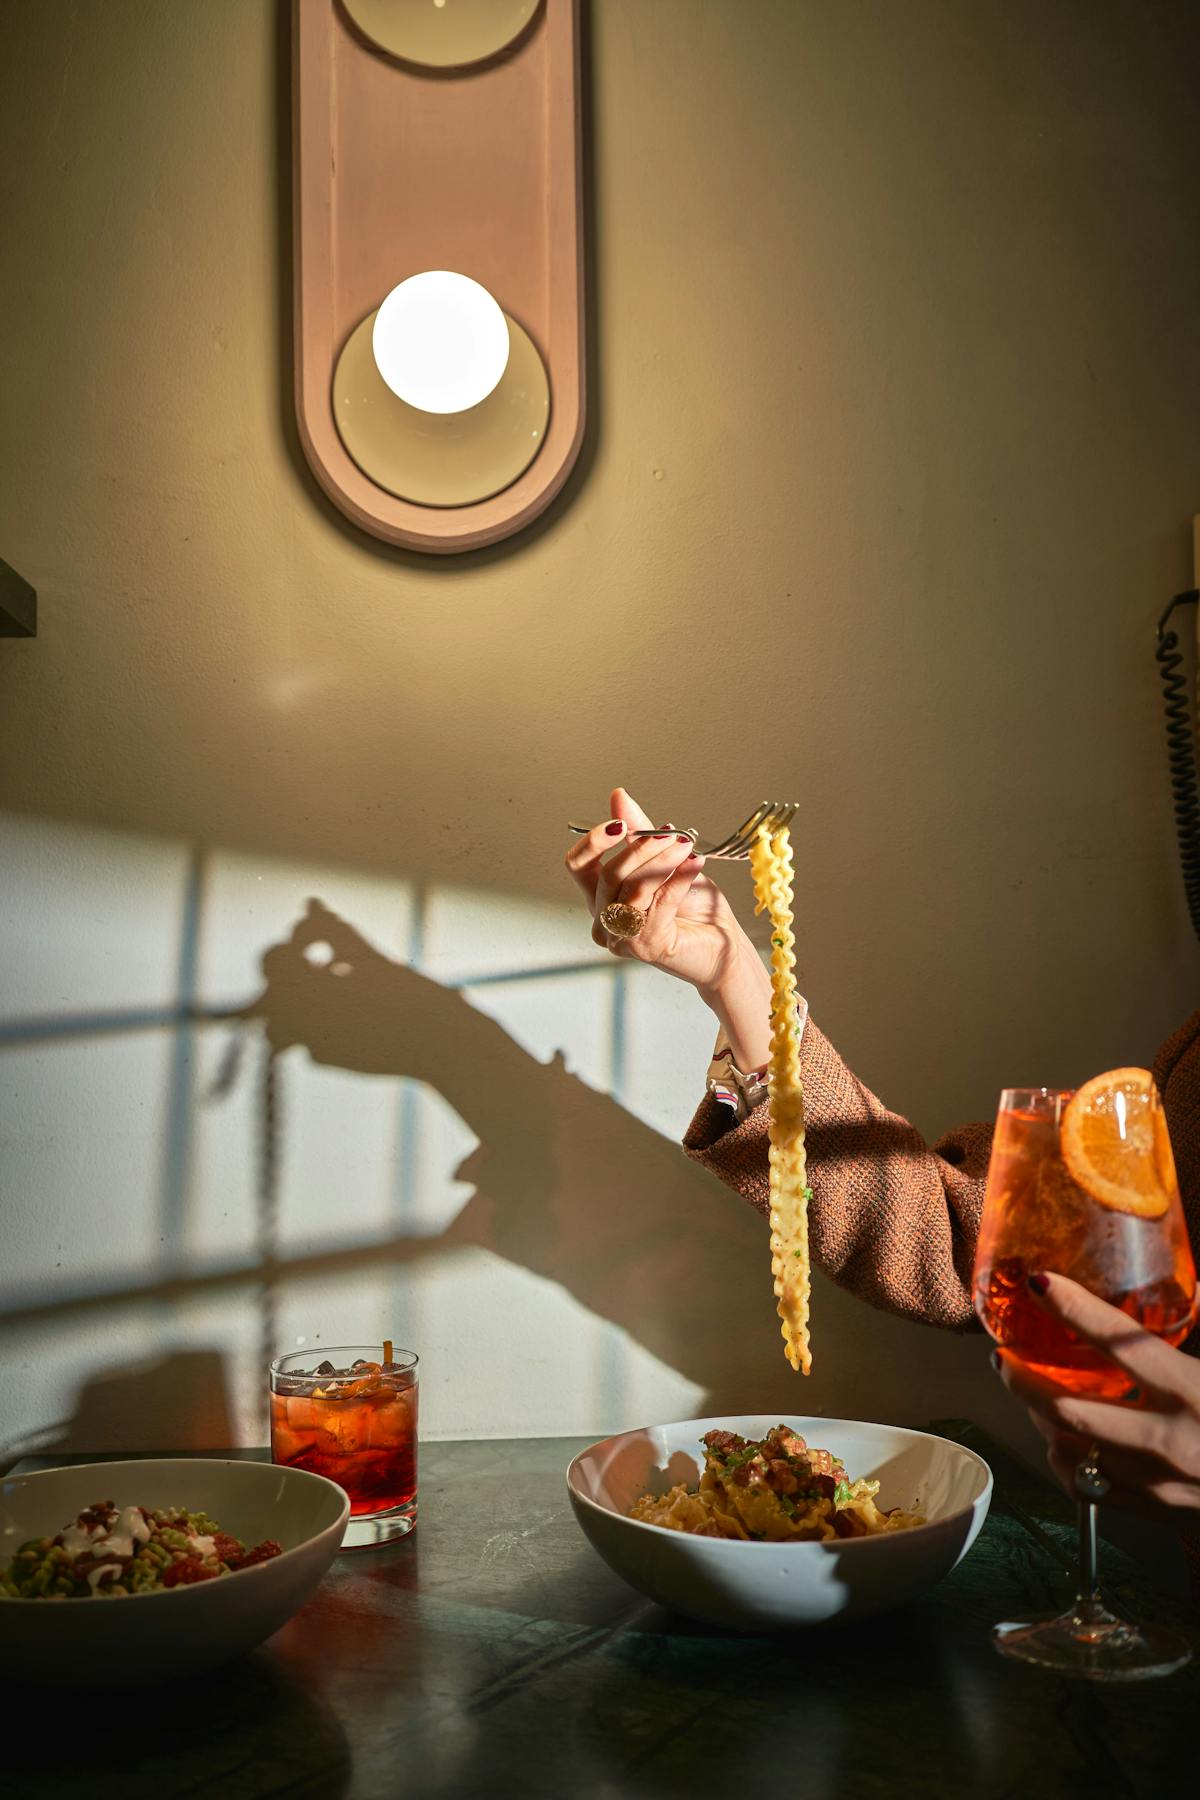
[710,809,763,861]
[712,806,770,860]
[764,801,798,839]
[725,799,783,859]
[705,800,773,859]
[723,799,799,860]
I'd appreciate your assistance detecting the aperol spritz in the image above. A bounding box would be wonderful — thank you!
[974,1079,1195,1398]
[973,1069,1196,1680]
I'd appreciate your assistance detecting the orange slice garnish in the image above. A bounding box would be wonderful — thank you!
[1060,1067,1172,1219]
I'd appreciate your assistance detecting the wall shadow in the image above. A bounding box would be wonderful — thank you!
[243,898,792,1408]
[233,898,1002,1424]
[1,1349,235,1466]
[2,895,1021,1452]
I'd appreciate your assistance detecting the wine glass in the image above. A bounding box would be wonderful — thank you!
[973,1072,1197,1680]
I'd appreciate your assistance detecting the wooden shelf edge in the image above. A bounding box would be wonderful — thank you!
[0,557,36,637]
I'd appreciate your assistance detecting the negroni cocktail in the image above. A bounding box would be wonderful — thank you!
[270,1343,418,1547]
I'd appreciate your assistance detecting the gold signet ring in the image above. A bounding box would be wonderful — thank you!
[599,901,647,941]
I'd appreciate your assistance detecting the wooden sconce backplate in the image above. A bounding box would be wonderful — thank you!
[292,0,585,553]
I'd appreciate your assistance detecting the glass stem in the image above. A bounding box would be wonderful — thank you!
[1076,1498,1101,1613]
[1072,1443,1110,1624]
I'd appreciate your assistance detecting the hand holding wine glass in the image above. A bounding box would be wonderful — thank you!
[973,1067,1198,1680]
[995,1273,1200,1524]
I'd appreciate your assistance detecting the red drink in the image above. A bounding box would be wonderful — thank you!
[973,1074,1196,1681]
[974,1086,1196,1398]
[270,1346,418,1546]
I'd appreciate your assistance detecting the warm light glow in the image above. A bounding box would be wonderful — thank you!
[372,271,510,415]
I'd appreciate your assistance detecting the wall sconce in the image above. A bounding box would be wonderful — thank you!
[293,0,585,554]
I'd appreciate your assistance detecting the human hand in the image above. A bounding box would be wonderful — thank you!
[564,786,759,999]
[994,1270,1200,1522]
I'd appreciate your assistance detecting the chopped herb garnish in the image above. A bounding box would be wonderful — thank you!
[719,1445,764,1476]
[833,1480,853,1507]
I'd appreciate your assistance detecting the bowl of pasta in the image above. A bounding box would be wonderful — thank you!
[0,1457,350,1683]
[566,1415,992,1631]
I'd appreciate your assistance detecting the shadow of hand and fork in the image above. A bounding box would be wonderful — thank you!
[1,897,979,1446]
[239,899,790,1407]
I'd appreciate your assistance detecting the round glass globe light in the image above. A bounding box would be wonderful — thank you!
[371,271,511,415]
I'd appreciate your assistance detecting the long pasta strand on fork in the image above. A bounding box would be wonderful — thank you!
[748,824,812,1374]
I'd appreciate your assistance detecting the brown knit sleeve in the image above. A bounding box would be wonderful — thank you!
[684,1018,993,1331]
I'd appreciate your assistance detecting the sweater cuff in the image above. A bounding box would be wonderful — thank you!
[683,1092,772,1216]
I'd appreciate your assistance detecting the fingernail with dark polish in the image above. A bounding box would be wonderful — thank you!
[677,834,691,844]
[652,832,669,839]
[1027,1272,1050,1295]
[604,821,624,836]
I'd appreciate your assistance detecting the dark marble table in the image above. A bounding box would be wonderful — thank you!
[6,1423,1196,1798]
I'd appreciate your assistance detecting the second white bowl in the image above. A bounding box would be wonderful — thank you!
[567,1415,992,1631]
[0,1457,350,1684]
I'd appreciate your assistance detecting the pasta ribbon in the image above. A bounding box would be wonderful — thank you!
[748,825,811,1374]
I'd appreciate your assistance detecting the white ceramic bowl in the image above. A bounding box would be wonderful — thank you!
[0,1458,350,1684]
[567,1415,992,1631]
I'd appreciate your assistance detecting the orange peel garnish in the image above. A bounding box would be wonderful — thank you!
[1060,1067,1172,1219]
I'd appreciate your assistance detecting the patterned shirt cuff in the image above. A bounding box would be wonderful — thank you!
[706,997,809,1119]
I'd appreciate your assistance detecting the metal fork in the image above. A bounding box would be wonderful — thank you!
[567,799,798,861]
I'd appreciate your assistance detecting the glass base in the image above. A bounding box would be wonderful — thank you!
[341,1503,417,1549]
[994,1603,1191,1681]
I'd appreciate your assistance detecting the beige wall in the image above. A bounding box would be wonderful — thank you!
[1,0,1199,1469]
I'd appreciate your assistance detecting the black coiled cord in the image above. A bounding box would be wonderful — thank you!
[1156,589,1200,942]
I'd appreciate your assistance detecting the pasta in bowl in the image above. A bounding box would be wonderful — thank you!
[0,1458,349,1683]
[567,1415,991,1630]
[629,1423,925,1543]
